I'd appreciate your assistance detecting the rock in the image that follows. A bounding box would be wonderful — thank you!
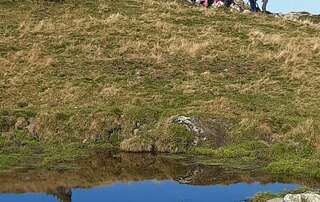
[284,192,320,202]
[268,192,320,202]
[173,116,204,135]
[283,194,302,202]
[14,117,29,130]
[171,116,230,148]
[302,193,320,202]
[176,166,203,184]
[26,118,40,138]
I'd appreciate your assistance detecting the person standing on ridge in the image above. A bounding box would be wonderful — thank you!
[262,0,268,12]
[248,0,257,12]
[224,0,234,7]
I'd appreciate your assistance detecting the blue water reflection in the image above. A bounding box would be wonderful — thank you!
[0,180,298,202]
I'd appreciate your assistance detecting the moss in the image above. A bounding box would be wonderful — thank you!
[251,192,278,202]
[0,136,6,146]
[265,159,320,178]
[191,147,216,155]
[0,140,114,171]
[269,142,314,160]
[211,141,268,159]
[41,143,87,168]
[188,141,271,169]
[168,124,194,153]
[215,146,252,159]
[109,132,121,146]
[13,130,39,146]
[0,154,21,170]
[192,141,320,177]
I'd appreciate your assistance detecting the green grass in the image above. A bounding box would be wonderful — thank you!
[1,0,320,177]
[0,130,114,171]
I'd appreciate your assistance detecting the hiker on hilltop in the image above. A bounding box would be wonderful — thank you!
[262,0,268,12]
[248,0,257,12]
[224,0,233,7]
[249,0,268,13]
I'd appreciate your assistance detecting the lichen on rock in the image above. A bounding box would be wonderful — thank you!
[171,116,230,148]
[266,192,320,202]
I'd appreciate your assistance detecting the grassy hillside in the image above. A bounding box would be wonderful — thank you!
[1,0,320,177]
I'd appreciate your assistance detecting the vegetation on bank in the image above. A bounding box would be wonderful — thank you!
[0,128,113,171]
[1,0,320,178]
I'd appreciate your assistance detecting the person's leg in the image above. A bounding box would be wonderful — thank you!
[249,0,257,12]
[224,0,232,7]
[204,0,209,7]
[208,0,214,7]
[262,0,268,12]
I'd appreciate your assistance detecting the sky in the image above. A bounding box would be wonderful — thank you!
[256,0,320,14]
[0,181,299,202]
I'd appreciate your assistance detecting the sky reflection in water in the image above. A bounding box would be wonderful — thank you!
[0,180,298,202]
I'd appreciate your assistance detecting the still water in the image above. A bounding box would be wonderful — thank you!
[0,152,308,202]
[0,180,298,202]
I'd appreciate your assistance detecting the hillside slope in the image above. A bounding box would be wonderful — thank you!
[1,0,320,176]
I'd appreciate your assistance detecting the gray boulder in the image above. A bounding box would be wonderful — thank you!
[267,192,320,202]
[171,116,230,148]
[284,192,320,202]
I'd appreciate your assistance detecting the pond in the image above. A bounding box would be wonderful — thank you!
[0,181,298,202]
[0,152,315,202]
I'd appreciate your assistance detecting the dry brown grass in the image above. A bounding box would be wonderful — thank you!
[120,136,154,152]
[169,39,210,57]
[249,30,320,78]
[1,0,320,153]
[285,119,320,149]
